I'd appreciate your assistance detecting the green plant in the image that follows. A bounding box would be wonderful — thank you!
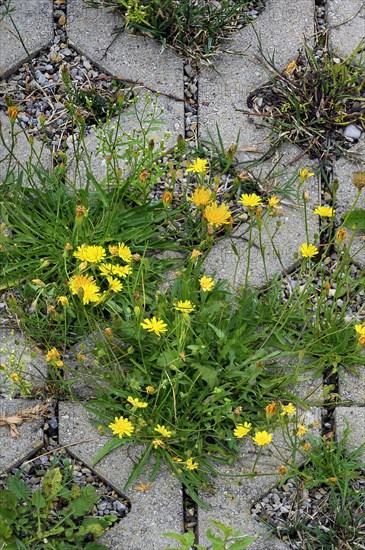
[164,520,257,549]
[84,0,266,61]
[0,456,117,549]
[247,39,365,165]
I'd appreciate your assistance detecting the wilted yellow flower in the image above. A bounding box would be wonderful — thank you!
[300,168,315,181]
[188,187,212,207]
[107,276,123,293]
[69,274,101,304]
[172,457,182,462]
[299,243,318,258]
[7,105,19,120]
[266,401,277,415]
[284,59,297,75]
[162,190,173,205]
[64,242,72,252]
[238,193,263,208]
[58,296,69,306]
[296,424,308,436]
[281,403,296,417]
[313,206,335,217]
[109,416,134,438]
[140,316,168,336]
[75,203,88,219]
[10,373,19,381]
[253,431,272,446]
[127,396,148,408]
[199,276,214,292]
[76,354,86,362]
[190,249,202,260]
[154,424,172,437]
[146,385,155,393]
[152,439,164,449]
[117,242,133,263]
[74,244,106,264]
[336,228,347,242]
[303,442,311,451]
[46,347,61,362]
[109,244,119,256]
[327,477,337,483]
[31,279,45,286]
[352,172,365,190]
[174,300,195,314]
[233,422,252,438]
[186,158,209,175]
[185,458,199,471]
[204,202,231,228]
[278,464,288,475]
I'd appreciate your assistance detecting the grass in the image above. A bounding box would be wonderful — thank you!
[84,0,266,62]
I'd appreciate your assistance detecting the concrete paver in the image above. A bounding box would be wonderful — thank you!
[334,406,365,463]
[339,363,365,405]
[0,398,44,473]
[0,0,53,78]
[328,0,365,58]
[59,402,184,550]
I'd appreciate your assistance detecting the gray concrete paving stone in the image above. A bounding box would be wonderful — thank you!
[328,0,365,58]
[339,362,365,405]
[59,402,184,550]
[334,406,365,463]
[0,398,44,473]
[0,0,53,78]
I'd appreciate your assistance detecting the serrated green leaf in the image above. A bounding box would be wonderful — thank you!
[69,485,98,517]
[0,489,17,510]
[31,489,46,510]
[7,475,31,501]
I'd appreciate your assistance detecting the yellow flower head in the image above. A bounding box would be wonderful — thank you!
[300,168,315,181]
[313,206,335,217]
[46,347,61,362]
[146,385,155,393]
[117,243,133,263]
[162,191,173,205]
[58,296,69,306]
[284,59,297,75]
[190,249,202,260]
[104,327,113,337]
[140,316,168,336]
[278,464,288,475]
[7,105,19,120]
[296,424,308,436]
[299,243,318,259]
[336,228,347,242]
[152,439,164,449]
[199,276,214,292]
[355,324,365,345]
[186,158,209,175]
[154,424,172,437]
[233,422,252,438]
[268,196,281,208]
[69,274,101,305]
[265,401,277,415]
[127,396,148,408]
[109,416,134,438]
[107,276,123,293]
[204,202,232,228]
[174,300,195,314]
[281,403,296,417]
[238,193,263,208]
[303,442,311,451]
[10,373,20,381]
[253,430,272,446]
[188,187,212,207]
[109,244,119,256]
[185,458,199,471]
[73,244,106,264]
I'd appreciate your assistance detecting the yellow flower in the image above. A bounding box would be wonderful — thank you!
[162,191,173,205]
[172,457,182,462]
[109,244,119,256]
[188,187,212,207]
[253,431,272,446]
[10,373,19,381]
[284,59,297,75]
[7,105,19,120]
[281,403,296,417]
[117,243,133,263]
[140,316,168,336]
[265,401,277,415]
[300,168,315,180]
[146,386,155,393]
[186,158,209,175]
[76,354,86,362]
[299,243,318,258]
[233,422,252,438]
[296,424,308,436]
[199,276,214,292]
[46,347,61,362]
[303,442,311,451]
[127,396,148,408]
[268,196,281,208]
[190,249,202,260]
[204,202,232,227]
[174,300,195,314]
[109,416,134,438]
[154,424,172,437]
[185,458,199,471]
[107,276,123,293]
[336,228,347,242]
[56,360,64,367]
[355,324,365,345]
[69,274,101,304]
[73,244,106,264]
[58,296,68,306]
[313,206,335,217]
[238,193,263,208]
[278,464,288,475]
[104,327,113,337]
[152,439,164,449]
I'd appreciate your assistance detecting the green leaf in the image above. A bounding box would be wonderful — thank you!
[208,323,226,341]
[343,209,365,230]
[91,437,125,467]
[31,489,46,510]
[229,536,258,549]
[42,467,62,498]
[6,476,31,501]
[0,489,17,510]
[163,531,195,547]
[69,485,98,517]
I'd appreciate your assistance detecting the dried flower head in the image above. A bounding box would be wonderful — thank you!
[352,172,365,190]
